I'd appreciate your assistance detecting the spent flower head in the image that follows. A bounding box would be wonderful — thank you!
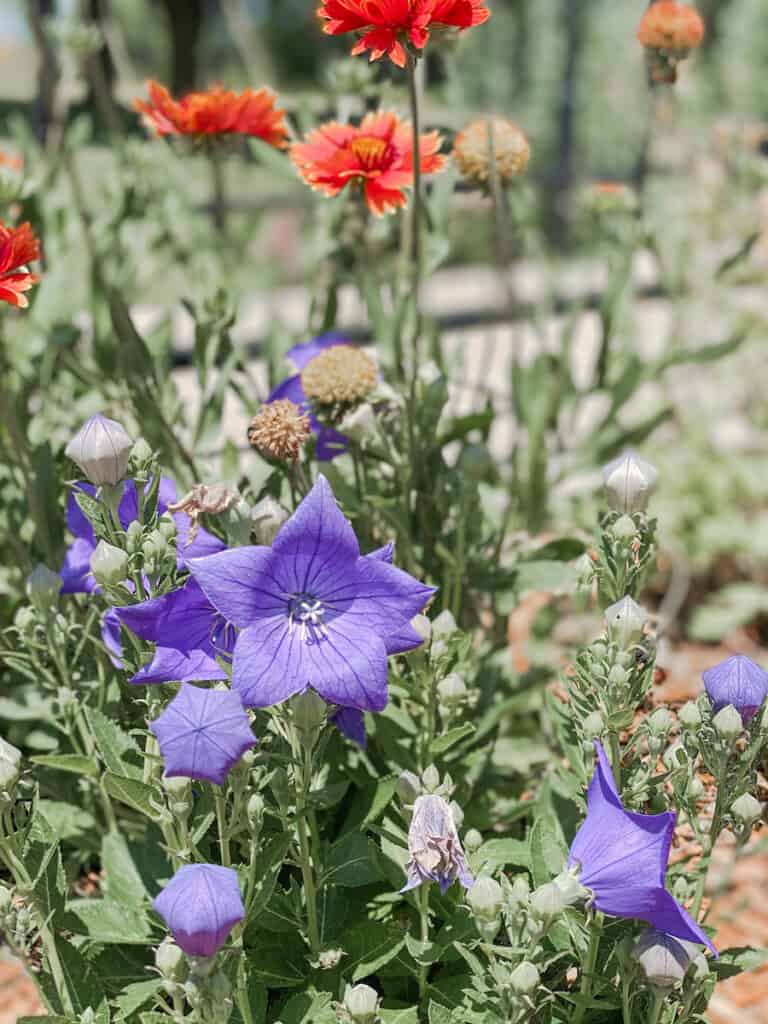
[301,346,378,407]
[401,793,474,894]
[247,400,311,462]
[453,117,530,187]
[637,2,705,56]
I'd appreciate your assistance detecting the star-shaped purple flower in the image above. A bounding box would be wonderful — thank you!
[268,334,352,461]
[568,742,716,953]
[59,478,224,594]
[150,683,256,785]
[117,578,235,685]
[702,654,768,725]
[401,794,474,894]
[153,863,244,957]
[189,475,435,712]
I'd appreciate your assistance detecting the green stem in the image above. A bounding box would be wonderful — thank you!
[292,732,321,958]
[215,788,231,867]
[608,730,622,791]
[648,989,665,1024]
[573,914,602,1024]
[418,883,430,1003]
[621,973,632,1024]
[406,51,422,296]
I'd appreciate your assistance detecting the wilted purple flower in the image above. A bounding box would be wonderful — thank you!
[568,742,716,953]
[401,794,474,894]
[59,478,224,594]
[189,475,435,712]
[117,578,235,685]
[153,863,244,957]
[268,334,354,461]
[150,683,256,785]
[702,654,768,725]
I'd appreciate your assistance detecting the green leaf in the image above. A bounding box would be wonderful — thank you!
[429,723,475,756]
[103,774,157,817]
[527,538,586,562]
[529,816,567,887]
[380,1008,419,1022]
[85,708,143,779]
[245,931,309,988]
[67,898,153,944]
[711,946,768,980]
[323,832,381,888]
[51,937,106,1016]
[340,920,407,982]
[101,833,150,908]
[275,992,337,1024]
[113,979,164,1021]
[38,801,98,841]
[515,560,581,594]
[31,754,99,777]
[475,838,531,874]
[24,818,66,921]
[428,1004,454,1024]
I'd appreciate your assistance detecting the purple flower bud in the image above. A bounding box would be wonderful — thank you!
[702,654,768,724]
[65,414,133,487]
[153,864,244,957]
[150,684,256,786]
[401,794,474,895]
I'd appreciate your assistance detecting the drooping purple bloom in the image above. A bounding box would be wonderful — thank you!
[401,794,474,894]
[151,683,256,785]
[268,334,353,461]
[189,475,435,712]
[117,578,235,685]
[153,863,245,957]
[332,707,367,747]
[101,608,123,668]
[702,654,768,725]
[59,478,225,594]
[568,742,716,953]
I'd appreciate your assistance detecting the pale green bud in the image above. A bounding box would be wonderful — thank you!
[604,595,648,648]
[223,498,253,547]
[291,689,327,736]
[582,711,604,738]
[26,564,61,610]
[612,514,637,540]
[530,882,566,919]
[688,777,704,799]
[689,954,709,981]
[633,928,695,988]
[162,775,192,818]
[155,938,188,982]
[343,983,380,1023]
[0,884,12,913]
[679,702,701,729]
[421,765,440,792]
[251,496,289,546]
[126,520,143,553]
[65,414,133,487]
[509,961,540,995]
[437,672,467,706]
[713,704,743,741]
[0,737,22,793]
[648,707,674,737]
[90,540,129,586]
[247,794,265,827]
[130,438,154,470]
[467,875,503,921]
[464,828,483,853]
[410,615,431,643]
[209,971,231,1003]
[602,451,658,514]
[339,403,377,442]
[608,665,628,686]
[591,641,607,659]
[396,770,422,805]
[731,793,762,824]
[431,609,458,639]
[158,515,177,542]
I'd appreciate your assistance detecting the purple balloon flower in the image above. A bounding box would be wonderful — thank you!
[59,478,225,594]
[150,683,256,785]
[153,863,245,957]
[189,475,435,712]
[401,794,474,894]
[267,334,353,461]
[702,654,768,724]
[568,742,716,953]
[117,578,236,685]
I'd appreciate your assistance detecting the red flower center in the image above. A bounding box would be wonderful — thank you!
[349,135,392,170]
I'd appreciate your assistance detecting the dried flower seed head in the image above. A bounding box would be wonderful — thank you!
[168,483,238,545]
[453,117,530,186]
[300,346,378,407]
[637,2,705,56]
[247,400,311,461]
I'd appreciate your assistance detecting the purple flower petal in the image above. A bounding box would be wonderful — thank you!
[401,794,474,894]
[153,863,244,957]
[272,474,360,575]
[703,654,768,724]
[332,706,367,748]
[268,373,307,407]
[232,621,309,707]
[568,742,716,954]
[59,536,98,594]
[327,557,435,636]
[189,547,286,631]
[315,426,349,461]
[384,622,426,655]
[151,683,256,785]
[131,646,228,686]
[101,608,123,667]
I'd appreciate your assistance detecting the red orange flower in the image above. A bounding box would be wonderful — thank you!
[291,111,445,216]
[135,81,289,147]
[637,2,705,55]
[0,222,40,309]
[318,0,490,68]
